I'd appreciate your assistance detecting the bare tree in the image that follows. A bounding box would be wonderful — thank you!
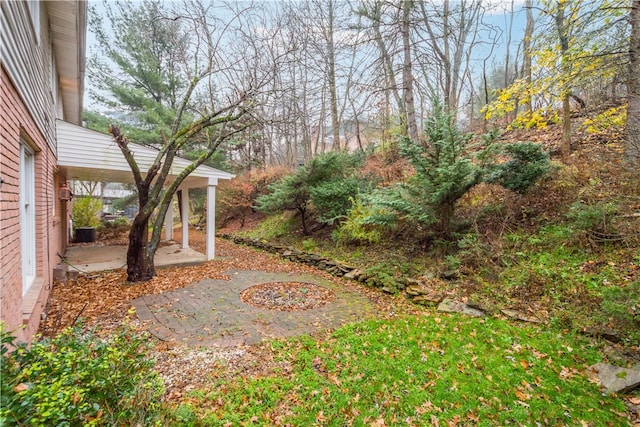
[90,1,259,281]
[401,0,419,142]
[523,0,534,116]
[553,0,574,161]
[626,0,640,166]
[417,0,485,122]
[356,1,403,137]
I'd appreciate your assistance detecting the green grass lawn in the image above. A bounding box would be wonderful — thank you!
[167,314,631,426]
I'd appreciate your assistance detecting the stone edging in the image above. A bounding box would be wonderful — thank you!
[220,234,635,343]
[221,234,466,311]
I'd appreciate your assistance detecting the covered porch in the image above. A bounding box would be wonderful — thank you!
[56,120,235,262]
[63,242,206,273]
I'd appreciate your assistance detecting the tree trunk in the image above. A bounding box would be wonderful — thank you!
[561,94,571,161]
[438,202,455,239]
[298,207,309,235]
[126,215,155,282]
[523,0,534,115]
[556,3,572,162]
[325,0,341,152]
[625,0,640,166]
[366,1,403,129]
[402,0,419,142]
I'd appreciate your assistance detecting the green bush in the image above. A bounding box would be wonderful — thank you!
[566,201,618,235]
[484,142,551,194]
[358,102,550,241]
[369,101,485,237]
[98,216,130,230]
[600,281,640,343]
[333,196,391,244]
[256,152,366,234]
[310,177,365,224]
[72,196,102,228]
[0,319,164,426]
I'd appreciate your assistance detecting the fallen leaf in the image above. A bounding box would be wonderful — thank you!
[13,383,29,393]
[515,389,531,401]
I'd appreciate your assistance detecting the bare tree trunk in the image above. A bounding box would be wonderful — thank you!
[523,0,534,115]
[402,0,419,142]
[126,215,155,282]
[363,1,403,126]
[625,0,640,166]
[482,65,489,133]
[442,0,452,112]
[504,0,515,122]
[419,0,483,122]
[556,4,572,162]
[325,0,341,152]
[126,183,155,282]
[561,95,571,161]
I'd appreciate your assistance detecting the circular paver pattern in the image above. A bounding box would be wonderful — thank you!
[239,281,336,311]
[132,270,374,348]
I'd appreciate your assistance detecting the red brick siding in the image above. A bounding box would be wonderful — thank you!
[1,65,65,342]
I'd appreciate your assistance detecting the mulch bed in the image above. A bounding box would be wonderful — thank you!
[239,282,335,311]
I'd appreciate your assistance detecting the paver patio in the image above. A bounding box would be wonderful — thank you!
[132,270,374,348]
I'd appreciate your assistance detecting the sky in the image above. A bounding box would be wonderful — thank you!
[84,0,533,111]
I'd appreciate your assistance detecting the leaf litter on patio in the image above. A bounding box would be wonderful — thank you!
[40,232,420,400]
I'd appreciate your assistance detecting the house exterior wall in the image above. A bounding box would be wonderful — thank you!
[1,66,67,342]
[1,1,58,152]
[0,1,71,342]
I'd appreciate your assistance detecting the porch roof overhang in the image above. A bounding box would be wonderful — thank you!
[46,1,87,125]
[56,120,235,187]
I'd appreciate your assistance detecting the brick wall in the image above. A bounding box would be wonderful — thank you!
[1,65,66,342]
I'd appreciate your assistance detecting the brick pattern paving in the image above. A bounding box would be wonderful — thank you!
[132,270,374,348]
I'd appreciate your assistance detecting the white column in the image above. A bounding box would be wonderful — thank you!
[206,178,217,260]
[181,188,190,249]
[164,195,174,241]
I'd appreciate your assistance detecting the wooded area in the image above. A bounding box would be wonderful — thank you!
[3,1,639,425]
[86,0,639,170]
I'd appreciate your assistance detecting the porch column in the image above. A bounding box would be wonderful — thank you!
[181,188,190,249]
[164,195,174,241]
[206,178,217,260]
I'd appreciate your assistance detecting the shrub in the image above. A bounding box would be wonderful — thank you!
[0,319,164,426]
[218,166,291,227]
[217,181,256,227]
[361,101,551,241]
[581,106,626,134]
[566,201,619,239]
[256,152,366,234]
[484,142,551,194]
[333,196,391,245]
[369,101,486,237]
[72,196,102,228]
[309,177,365,224]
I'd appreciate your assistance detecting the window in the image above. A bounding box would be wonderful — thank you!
[20,143,36,295]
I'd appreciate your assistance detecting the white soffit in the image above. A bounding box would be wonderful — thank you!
[56,120,235,187]
[46,1,87,125]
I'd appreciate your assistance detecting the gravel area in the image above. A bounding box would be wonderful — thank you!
[239,281,336,311]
